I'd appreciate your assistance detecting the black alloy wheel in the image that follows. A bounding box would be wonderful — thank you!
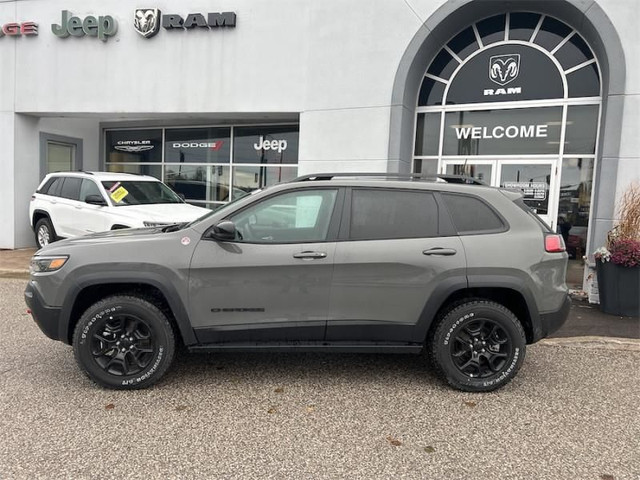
[449,318,512,379]
[90,314,156,377]
[73,295,176,390]
[429,300,526,392]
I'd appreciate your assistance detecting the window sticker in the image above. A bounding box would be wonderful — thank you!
[110,186,129,203]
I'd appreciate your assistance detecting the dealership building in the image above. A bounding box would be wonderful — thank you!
[1,0,638,288]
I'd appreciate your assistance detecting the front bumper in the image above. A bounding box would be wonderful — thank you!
[536,294,571,341]
[24,281,62,341]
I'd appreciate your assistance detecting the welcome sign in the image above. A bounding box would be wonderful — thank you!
[443,107,562,156]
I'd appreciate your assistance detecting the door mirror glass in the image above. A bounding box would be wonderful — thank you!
[85,194,107,206]
[210,220,237,241]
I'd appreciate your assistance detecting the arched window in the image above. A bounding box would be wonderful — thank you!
[413,12,601,231]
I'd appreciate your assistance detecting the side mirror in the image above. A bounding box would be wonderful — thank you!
[85,194,107,206]
[209,220,237,241]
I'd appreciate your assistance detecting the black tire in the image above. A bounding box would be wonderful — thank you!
[429,300,526,392]
[73,295,176,390]
[34,217,57,248]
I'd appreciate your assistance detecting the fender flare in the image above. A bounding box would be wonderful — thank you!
[57,271,197,346]
[413,273,540,342]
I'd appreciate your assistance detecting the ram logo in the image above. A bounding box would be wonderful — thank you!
[489,54,520,86]
[134,8,161,38]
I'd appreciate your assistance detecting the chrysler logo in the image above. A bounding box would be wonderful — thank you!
[489,54,520,86]
[114,140,154,152]
[134,8,161,38]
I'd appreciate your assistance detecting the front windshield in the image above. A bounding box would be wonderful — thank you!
[102,180,184,206]
[183,188,263,228]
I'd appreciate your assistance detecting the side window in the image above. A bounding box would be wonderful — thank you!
[230,189,338,243]
[42,177,64,197]
[79,179,103,203]
[442,193,505,234]
[350,189,439,240]
[37,178,56,194]
[59,177,82,201]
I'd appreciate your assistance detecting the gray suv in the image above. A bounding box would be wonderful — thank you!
[25,174,570,392]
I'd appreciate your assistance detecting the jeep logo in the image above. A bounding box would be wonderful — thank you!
[52,10,117,42]
[254,136,288,153]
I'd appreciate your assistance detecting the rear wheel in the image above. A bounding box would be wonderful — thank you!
[34,217,57,248]
[73,295,175,390]
[429,300,526,392]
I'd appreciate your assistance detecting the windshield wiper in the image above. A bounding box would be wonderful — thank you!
[161,222,186,233]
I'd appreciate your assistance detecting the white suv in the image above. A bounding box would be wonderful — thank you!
[30,172,209,248]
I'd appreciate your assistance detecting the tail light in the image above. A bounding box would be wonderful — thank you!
[545,234,566,253]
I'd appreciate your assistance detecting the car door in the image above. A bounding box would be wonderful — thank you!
[326,187,466,343]
[189,187,343,344]
[73,179,111,235]
[55,177,83,237]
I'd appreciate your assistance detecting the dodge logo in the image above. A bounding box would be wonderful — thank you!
[489,54,520,86]
[134,8,161,38]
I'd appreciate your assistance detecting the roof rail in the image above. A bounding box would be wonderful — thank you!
[291,172,485,185]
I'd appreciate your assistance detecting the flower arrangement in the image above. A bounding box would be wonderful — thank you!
[594,182,640,267]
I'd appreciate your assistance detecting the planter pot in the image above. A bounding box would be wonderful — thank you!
[596,261,640,317]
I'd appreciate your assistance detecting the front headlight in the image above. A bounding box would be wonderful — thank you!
[29,255,69,274]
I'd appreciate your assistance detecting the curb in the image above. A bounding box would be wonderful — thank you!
[0,270,29,280]
[539,336,640,351]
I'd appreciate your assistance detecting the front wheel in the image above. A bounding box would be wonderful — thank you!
[34,217,57,248]
[73,295,176,390]
[429,300,526,392]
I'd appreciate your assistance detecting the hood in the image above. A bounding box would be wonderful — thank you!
[115,203,209,223]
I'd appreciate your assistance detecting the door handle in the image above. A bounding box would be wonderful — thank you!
[423,247,457,256]
[75,205,83,209]
[293,251,327,259]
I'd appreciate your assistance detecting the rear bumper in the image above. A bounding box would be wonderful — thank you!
[24,281,62,341]
[533,294,571,342]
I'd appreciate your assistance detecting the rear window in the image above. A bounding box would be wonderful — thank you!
[442,193,506,234]
[350,189,439,240]
[40,177,64,197]
[513,198,552,232]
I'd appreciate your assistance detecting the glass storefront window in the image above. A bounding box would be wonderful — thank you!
[418,78,446,107]
[413,159,438,176]
[558,158,594,257]
[500,163,552,215]
[105,124,299,209]
[106,129,162,163]
[232,166,298,197]
[445,163,492,184]
[165,128,230,163]
[106,163,162,179]
[233,126,299,164]
[564,105,599,154]
[508,12,541,42]
[533,16,572,52]
[414,113,441,156]
[164,165,231,203]
[476,14,506,46]
[443,107,562,155]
